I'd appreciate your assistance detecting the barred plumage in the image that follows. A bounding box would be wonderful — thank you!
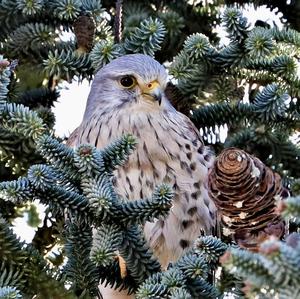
[68,54,216,298]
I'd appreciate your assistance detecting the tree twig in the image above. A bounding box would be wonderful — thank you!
[114,0,123,43]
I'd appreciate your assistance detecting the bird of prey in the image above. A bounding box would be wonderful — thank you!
[68,54,216,298]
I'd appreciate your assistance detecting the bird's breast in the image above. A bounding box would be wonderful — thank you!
[75,108,216,265]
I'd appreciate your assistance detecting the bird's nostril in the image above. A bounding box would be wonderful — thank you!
[147,83,152,88]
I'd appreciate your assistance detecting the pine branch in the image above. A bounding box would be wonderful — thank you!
[244,27,275,58]
[259,240,300,288]
[185,277,220,299]
[27,164,61,191]
[5,23,58,57]
[224,127,256,149]
[271,136,300,178]
[252,84,289,121]
[115,184,173,225]
[222,7,249,42]
[169,287,192,299]
[175,253,209,281]
[0,0,102,36]
[159,10,185,40]
[136,282,167,299]
[0,218,74,298]
[214,41,247,67]
[160,268,187,291]
[97,259,137,294]
[0,218,27,267]
[224,127,300,179]
[124,17,166,57]
[64,220,100,298]
[90,40,124,71]
[101,134,137,173]
[80,0,103,17]
[191,102,253,130]
[169,51,194,80]
[122,2,151,37]
[0,171,89,219]
[49,0,81,21]
[34,106,56,130]
[37,185,90,218]
[0,101,46,139]
[170,10,300,102]
[183,33,217,60]
[23,245,76,299]
[119,225,161,284]
[194,236,228,268]
[270,27,300,48]
[243,55,298,81]
[136,235,226,298]
[74,144,105,176]
[221,247,274,289]
[81,175,120,221]
[16,87,59,109]
[16,0,44,16]
[0,262,24,290]
[222,237,300,298]
[2,133,177,294]
[43,49,93,80]
[281,196,300,221]
[175,64,211,99]
[0,127,45,177]
[217,268,245,298]
[0,286,22,299]
[91,224,123,267]
[0,178,33,203]
[0,0,20,27]
[36,135,79,181]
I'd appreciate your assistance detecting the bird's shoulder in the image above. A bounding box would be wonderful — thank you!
[66,127,79,147]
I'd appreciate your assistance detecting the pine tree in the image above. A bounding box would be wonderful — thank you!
[0,1,299,298]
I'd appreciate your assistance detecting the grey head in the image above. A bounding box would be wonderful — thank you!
[83,54,169,120]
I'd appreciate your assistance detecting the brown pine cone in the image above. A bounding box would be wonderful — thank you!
[73,15,95,53]
[208,147,287,251]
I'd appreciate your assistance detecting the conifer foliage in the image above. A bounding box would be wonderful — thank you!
[0,0,299,298]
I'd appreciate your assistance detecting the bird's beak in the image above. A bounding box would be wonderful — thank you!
[141,80,162,105]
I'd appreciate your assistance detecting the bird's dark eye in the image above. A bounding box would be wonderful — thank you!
[120,76,136,88]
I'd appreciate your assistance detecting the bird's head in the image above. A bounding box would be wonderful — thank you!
[83,54,169,118]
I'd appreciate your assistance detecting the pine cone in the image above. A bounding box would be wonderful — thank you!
[208,147,286,251]
[73,15,95,53]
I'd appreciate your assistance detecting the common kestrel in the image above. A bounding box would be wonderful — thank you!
[68,54,216,298]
